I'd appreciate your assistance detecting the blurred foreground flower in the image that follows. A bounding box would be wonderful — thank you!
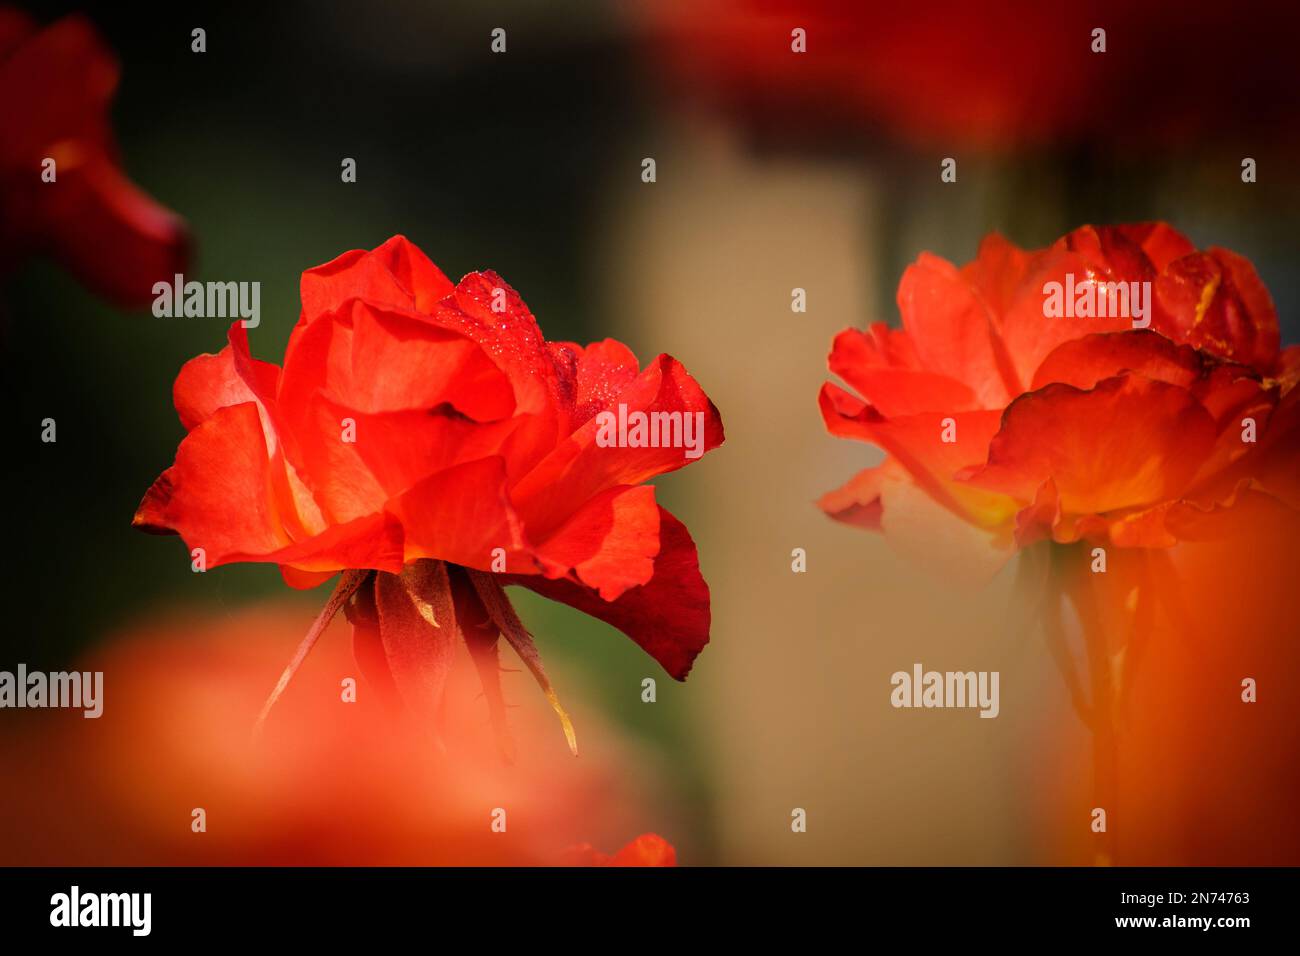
[820,222,1299,861]
[563,833,678,866]
[135,236,722,754]
[0,603,678,865]
[1035,512,1300,864]
[0,8,187,306]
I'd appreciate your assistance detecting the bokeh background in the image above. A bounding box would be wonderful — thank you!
[3,0,1298,864]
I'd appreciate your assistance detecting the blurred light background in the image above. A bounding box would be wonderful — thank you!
[3,0,1297,864]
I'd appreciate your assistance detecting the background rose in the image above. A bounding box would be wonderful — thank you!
[819,223,1299,560]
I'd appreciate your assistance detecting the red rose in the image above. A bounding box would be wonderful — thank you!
[135,236,723,749]
[0,9,187,307]
[820,223,1298,557]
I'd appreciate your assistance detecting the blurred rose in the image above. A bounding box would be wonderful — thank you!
[0,8,187,307]
[0,602,678,865]
[641,0,1300,151]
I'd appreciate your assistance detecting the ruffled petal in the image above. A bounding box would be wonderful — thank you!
[507,507,709,680]
[281,299,515,421]
[132,402,288,564]
[1030,329,1205,392]
[421,271,581,480]
[1115,222,1196,271]
[961,375,1218,515]
[298,234,454,322]
[431,271,571,419]
[1031,330,1276,502]
[565,337,642,429]
[174,322,280,431]
[530,484,660,601]
[818,381,1014,528]
[989,230,1146,389]
[1151,247,1279,373]
[897,252,1019,405]
[827,325,979,416]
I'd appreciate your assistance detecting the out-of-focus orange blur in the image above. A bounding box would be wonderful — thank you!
[1034,511,1300,865]
[0,602,681,865]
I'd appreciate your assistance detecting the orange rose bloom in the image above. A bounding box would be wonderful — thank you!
[819,223,1298,558]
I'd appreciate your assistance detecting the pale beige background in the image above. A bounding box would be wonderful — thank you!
[592,122,1089,864]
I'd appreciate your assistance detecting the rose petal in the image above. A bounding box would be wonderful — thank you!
[174,322,280,430]
[828,325,979,416]
[389,456,524,569]
[299,234,454,321]
[1030,329,1205,392]
[818,381,1015,528]
[281,299,515,422]
[132,402,287,564]
[962,374,1218,515]
[817,462,897,529]
[511,354,724,542]
[507,507,709,680]
[531,484,660,601]
[897,252,1020,405]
